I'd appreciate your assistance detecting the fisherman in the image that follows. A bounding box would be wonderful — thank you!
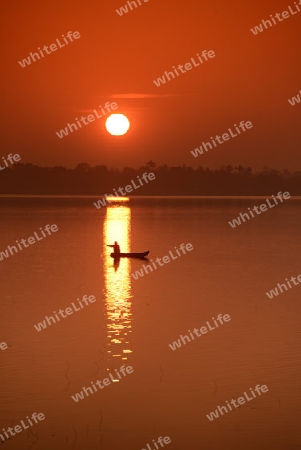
[107,241,120,254]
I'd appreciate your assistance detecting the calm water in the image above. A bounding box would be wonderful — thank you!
[0,197,301,450]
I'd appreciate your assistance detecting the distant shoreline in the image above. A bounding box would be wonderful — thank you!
[1,164,301,196]
[1,195,301,199]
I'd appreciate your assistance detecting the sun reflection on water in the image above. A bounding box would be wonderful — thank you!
[103,205,133,369]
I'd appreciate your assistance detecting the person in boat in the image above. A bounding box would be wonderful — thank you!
[108,241,120,254]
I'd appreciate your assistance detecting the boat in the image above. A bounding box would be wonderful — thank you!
[110,251,149,259]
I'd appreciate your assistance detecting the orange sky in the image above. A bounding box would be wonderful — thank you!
[2,0,301,169]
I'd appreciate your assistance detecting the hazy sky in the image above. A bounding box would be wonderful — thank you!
[2,0,301,169]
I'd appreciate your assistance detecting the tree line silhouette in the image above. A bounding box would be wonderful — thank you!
[0,161,300,195]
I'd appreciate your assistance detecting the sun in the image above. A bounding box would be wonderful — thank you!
[105,114,130,136]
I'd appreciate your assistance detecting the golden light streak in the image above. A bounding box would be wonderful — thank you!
[103,205,133,372]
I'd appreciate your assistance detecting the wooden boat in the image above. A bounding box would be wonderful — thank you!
[110,251,149,259]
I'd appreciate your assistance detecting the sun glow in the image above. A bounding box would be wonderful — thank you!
[105,114,130,136]
[107,197,129,202]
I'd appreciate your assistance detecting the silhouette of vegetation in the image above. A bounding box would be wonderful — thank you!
[1,162,301,195]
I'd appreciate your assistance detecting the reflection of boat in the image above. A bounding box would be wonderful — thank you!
[110,251,149,259]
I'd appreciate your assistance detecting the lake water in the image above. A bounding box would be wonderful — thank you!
[0,196,301,450]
